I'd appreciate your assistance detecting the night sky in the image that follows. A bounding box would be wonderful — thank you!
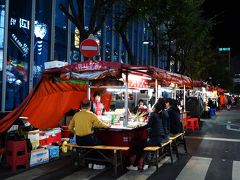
[202,0,240,56]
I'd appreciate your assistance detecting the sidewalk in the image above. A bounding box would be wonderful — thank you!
[0,153,73,179]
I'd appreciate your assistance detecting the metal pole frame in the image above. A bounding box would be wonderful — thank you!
[29,0,36,92]
[155,79,158,103]
[66,5,71,64]
[123,72,128,127]
[87,81,91,100]
[1,0,9,111]
[228,50,231,73]
[183,85,186,112]
[50,0,56,61]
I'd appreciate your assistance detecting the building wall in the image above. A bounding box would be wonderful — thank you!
[0,0,167,111]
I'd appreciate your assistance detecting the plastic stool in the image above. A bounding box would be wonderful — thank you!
[6,140,29,171]
[186,118,199,132]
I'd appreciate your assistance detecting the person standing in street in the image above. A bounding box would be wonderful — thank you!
[227,96,232,111]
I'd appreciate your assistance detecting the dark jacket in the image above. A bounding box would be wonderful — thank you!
[147,111,169,138]
[167,107,182,134]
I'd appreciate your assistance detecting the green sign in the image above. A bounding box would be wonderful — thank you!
[219,47,231,52]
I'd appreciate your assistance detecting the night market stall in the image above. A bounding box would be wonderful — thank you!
[0,60,192,168]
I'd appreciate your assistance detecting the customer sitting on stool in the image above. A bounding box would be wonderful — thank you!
[68,99,110,169]
[127,98,169,171]
[165,98,183,134]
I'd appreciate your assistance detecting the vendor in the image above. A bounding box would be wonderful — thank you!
[134,99,148,114]
[91,91,105,116]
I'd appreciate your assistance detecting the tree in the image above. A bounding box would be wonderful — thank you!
[113,0,146,65]
[59,0,115,43]
[59,0,215,74]
[207,53,233,90]
[155,0,214,75]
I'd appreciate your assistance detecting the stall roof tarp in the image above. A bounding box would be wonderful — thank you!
[0,60,192,134]
[47,60,192,87]
[192,80,204,87]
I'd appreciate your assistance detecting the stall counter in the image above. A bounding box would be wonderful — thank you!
[94,124,148,156]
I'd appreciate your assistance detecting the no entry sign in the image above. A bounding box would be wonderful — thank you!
[80,38,99,58]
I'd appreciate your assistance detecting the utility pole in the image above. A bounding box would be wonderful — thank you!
[218,47,231,72]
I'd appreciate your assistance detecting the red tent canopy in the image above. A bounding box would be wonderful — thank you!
[192,80,204,87]
[217,87,227,93]
[0,60,192,134]
[45,60,192,87]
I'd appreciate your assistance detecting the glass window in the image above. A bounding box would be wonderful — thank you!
[0,1,5,108]
[120,39,126,63]
[105,15,112,61]
[70,24,81,63]
[143,22,148,65]
[34,0,52,85]
[55,0,68,62]
[7,0,32,111]
[134,20,138,63]
[113,30,119,62]
[138,20,143,65]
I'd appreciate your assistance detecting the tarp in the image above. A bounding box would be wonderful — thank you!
[0,60,192,134]
[0,75,112,133]
[217,87,227,93]
[192,80,204,87]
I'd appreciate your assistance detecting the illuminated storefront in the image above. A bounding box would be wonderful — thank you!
[0,0,167,111]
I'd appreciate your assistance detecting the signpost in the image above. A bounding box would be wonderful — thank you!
[80,38,99,58]
[218,47,231,71]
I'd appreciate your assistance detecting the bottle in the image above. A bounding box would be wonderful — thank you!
[111,115,114,125]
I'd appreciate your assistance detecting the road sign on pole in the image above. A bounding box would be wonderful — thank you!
[218,47,231,72]
[80,38,99,58]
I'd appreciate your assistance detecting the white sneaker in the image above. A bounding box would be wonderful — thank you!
[143,165,149,170]
[93,164,106,170]
[126,165,138,171]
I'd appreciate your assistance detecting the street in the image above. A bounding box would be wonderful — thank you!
[2,107,240,180]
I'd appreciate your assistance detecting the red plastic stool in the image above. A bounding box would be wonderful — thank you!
[186,118,199,132]
[6,140,29,171]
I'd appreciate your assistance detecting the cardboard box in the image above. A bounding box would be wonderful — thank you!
[44,61,68,69]
[27,129,40,150]
[30,148,49,167]
[47,146,59,159]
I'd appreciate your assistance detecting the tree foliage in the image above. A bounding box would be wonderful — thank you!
[59,0,115,42]
[59,0,226,87]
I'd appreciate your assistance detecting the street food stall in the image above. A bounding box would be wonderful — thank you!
[0,60,192,160]
[52,60,192,155]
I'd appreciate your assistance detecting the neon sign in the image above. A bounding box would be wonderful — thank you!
[10,33,29,55]
[10,17,30,30]
[34,21,47,55]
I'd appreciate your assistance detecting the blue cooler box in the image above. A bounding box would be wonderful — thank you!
[47,145,59,159]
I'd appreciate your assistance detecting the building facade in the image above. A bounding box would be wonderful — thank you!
[0,0,167,112]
